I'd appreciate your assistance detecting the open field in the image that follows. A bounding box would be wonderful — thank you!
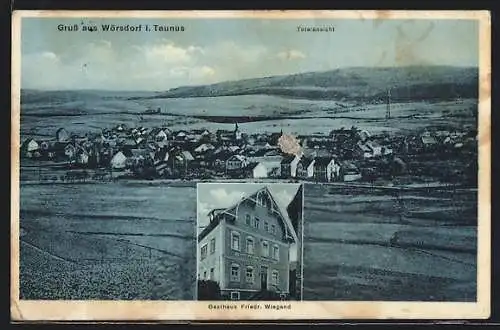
[20,92,477,141]
[19,182,197,300]
[302,184,477,301]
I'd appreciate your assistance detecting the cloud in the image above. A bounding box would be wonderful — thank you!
[197,187,245,231]
[40,51,59,61]
[197,201,214,229]
[212,41,268,63]
[22,39,220,90]
[22,38,301,90]
[209,188,245,205]
[276,49,306,61]
[273,190,294,209]
[134,39,202,64]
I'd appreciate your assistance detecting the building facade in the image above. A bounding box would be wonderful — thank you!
[198,187,298,300]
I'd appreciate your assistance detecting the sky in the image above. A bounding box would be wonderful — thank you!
[20,17,478,91]
[197,183,301,262]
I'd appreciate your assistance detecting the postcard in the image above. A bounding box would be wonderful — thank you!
[11,10,491,321]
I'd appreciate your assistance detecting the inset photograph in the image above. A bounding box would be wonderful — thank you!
[196,183,303,301]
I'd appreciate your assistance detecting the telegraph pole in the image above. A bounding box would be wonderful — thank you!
[385,88,391,120]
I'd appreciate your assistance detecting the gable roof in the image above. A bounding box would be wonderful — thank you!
[228,154,246,162]
[198,186,298,244]
[286,184,303,233]
[280,156,295,165]
[298,157,314,168]
[421,135,438,145]
[121,149,133,158]
[314,156,335,166]
[247,161,264,171]
[181,150,195,161]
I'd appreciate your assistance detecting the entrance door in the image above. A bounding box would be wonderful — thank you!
[260,266,268,290]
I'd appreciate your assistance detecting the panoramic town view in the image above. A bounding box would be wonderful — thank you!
[18,17,479,301]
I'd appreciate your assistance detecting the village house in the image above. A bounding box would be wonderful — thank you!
[149,128,169,143]
[197,186,298,300]
[169,150,195,176]
[113,123,128,133]
[192,129,214,143]
[122,137,138,149]
[226,155,249,172]
[64,144,77,160]
[248,141,274,151]
[110,151,128,169]
[56,128,70,143]
[175,130,189,141]
[20,138,40,158]
[246,162,268,178]
[154,147,170,165]
[365,140,383,157]
[419,132,439,151]
[280,154,301,178]
[206,148,234,172]
[341,161,362,181]
[128,149,153,167]
[75,146,90,166]
[313,156,341,182]
[296,157,315,179]
[194,143,215,154]
[247,154,283,177]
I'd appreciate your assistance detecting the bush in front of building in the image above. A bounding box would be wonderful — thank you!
[197,280,221,300]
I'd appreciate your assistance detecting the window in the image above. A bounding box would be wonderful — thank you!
[265,198,271,209]
[210,238,216,254]
[245,214,251,226]
[210,268,215,280]
[264,221,269,232]
[246,237,254,254]
[254,217,260,229]
[272,270,279,286]
[262,241,269,257]
[271,224,276,235]
[230,263,240,282]
[231,232,240,251]
[230,291,240,300]
[246,266,254,283]
[200,244,208,260]
[257,193,264,206]
[273,245,279,260]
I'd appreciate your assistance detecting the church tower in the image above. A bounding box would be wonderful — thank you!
[234,122,242,140]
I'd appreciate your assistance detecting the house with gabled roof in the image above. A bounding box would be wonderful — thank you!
[149,128,169,143]
[341,161,362,182]
[246,162,268,178]
[20,138,40,158]
[110,151,128,169]
[280,154,301,178]
[296,157,315,179]
[313,156,340,182]
[197,186,298,300]
[194,143,215,154]
[226,154,249,172]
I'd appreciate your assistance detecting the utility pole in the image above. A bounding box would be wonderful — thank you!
[385,88,391,120]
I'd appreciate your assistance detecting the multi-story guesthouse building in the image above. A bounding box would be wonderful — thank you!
[197,186,298,300]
